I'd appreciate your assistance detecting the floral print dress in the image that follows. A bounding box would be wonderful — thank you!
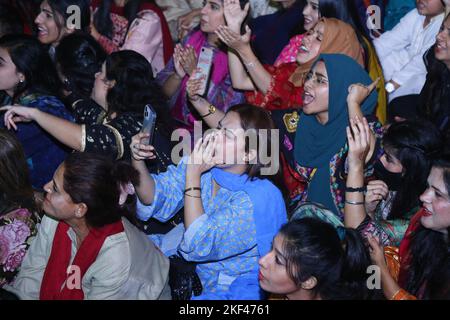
[0,209,39,287]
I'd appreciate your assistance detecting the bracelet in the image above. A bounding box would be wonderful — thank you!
[243,60,256,69]
[345,186,366,193]
[200,104,216,118]
[185,193,201,198]
[345,200,365,205]
[184,187,201,194]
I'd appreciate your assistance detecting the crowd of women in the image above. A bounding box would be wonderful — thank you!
[0,0,449,300]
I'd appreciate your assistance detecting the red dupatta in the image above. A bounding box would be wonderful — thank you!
[397,208,427,288]
[39,220,124,300]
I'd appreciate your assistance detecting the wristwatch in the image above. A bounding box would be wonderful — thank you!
[385,82,396,93]
[200,104,216,118]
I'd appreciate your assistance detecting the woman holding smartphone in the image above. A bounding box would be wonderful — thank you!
[130,104,287,299]
[156,0,245,134]
[1,50,172,170]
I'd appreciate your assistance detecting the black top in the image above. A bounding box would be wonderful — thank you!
[72,99,173,172]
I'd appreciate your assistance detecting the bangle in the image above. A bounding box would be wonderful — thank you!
[200,104,216,118]
[243,60,256,69]
[185,193,201,198]
[345,186,366,193]
[345,200,365,205]
[184,187,201,194]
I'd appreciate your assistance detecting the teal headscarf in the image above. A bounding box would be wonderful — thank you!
[294,53,378,215]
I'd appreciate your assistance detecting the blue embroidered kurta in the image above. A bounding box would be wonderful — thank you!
[137,158,286,299]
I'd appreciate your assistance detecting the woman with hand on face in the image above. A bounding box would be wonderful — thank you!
[216,0,364,111]
[2,152,171,300]
[34,0,91,59]
[343,116,443,246]
[130,104,287,299]
[2,50,172,172]
[156,0,245,134]
[367,153,450,300]
[365,121,442,245]
[0,35,73,189]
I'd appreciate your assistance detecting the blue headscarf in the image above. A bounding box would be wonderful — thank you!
[294,54,378,214]
[208,168,287,299]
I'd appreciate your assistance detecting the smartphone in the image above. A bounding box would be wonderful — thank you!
[195,46,214,96]
[141,104,157,145]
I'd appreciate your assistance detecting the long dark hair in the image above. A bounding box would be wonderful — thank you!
[2,0,41,35]
[62,152,140,228]
[279,217,372,299]
[383,120,443,219]
[93,0,151,42]
[0,4,24,37]
[405,154,450,299]
[419,25,450,135]
[55,33,106,101]
[0,34,61,102]
[104,50,171,136]
[46,0,91,34]
[0,129,37,216]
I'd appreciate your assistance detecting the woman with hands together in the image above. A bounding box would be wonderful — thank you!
[217,0,365,110]
[156,0,244,134]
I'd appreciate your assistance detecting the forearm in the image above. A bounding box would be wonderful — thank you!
[238,45,272,93]
[190,97,225,129]
[348,103,376,162]
[344,166,367,228]
[33,109,82,150]
[162,73,183,97]
[227,48,255,90]
[380,264,402,300]
[348,102,364,121]
[184,170,204,228]
[131,159,156,205]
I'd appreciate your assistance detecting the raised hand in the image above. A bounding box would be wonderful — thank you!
[187,69,207,101]
[347,77,380,106]
[179,45,198,77]
[367,234,386,267]
[223,0,250,33]
[215,25,251,53]
[0,105,36,130]
[346,116,371,170]
[365,180,389,216]
[187,131,221,176]
[173,44,186,78]
[130,132,156,161]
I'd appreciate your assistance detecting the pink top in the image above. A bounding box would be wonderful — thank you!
[274,34,305,67]
[96,10,166,76]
